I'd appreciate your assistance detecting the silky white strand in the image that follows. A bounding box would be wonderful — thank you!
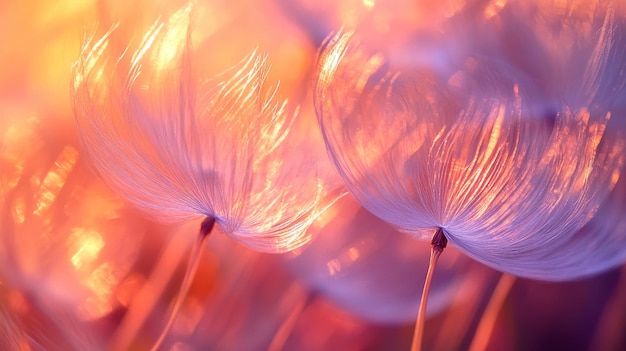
[72,6,343,253]
[314,0,626,281]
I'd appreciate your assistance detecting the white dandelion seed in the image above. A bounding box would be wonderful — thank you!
[72,5,340,254]
[71,4,342,349]
[315,0,625,286]
[285,194,484,324]
[314,1,626,349]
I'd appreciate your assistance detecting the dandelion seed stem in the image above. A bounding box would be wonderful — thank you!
[411,228,447,351]
[151,217,216,351]
[469,273,516,351]
[268,290,314,351]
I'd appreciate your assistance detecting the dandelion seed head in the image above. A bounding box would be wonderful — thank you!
[314,0,626,280]
[72,5,343,253]
[285,195,477,324]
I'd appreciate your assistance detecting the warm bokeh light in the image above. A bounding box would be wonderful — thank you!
[1,0,626,350]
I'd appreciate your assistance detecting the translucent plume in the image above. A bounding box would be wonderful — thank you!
[314,0,626,280]
[72,4,342,253]
[284,195,484,324]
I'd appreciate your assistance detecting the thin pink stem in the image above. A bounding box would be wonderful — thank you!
[150,217,215,351]
[469,273,516,351]
[267,291,313,351]
[411,228,447,351]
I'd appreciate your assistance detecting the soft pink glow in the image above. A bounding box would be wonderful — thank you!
[0,0,625,350]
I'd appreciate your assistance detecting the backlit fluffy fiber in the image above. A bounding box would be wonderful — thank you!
[72,5,341,253]
[314,0,626,280]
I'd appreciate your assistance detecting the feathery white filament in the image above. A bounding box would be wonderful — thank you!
[72,6,340,253]
[314,0,626,280]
